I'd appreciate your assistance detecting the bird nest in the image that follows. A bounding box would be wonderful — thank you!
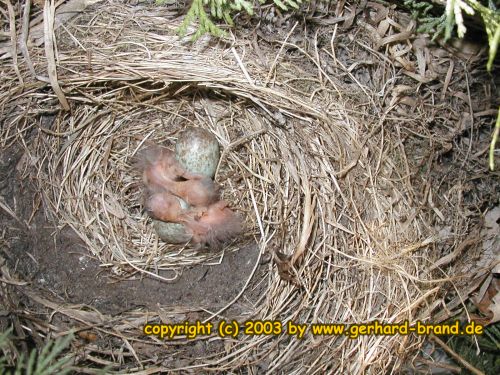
[1,0,497,373]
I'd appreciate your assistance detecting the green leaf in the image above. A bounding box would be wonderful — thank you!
[445,0,456,41]
[274,0,289,11]
[286,0,300,10]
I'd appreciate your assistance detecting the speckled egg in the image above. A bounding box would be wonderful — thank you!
[153,219,192,244]
[175,127,220,179]
[152,196,192,244]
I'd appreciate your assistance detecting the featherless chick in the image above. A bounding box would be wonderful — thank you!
[138,144,219,206]
[183,201,243,247]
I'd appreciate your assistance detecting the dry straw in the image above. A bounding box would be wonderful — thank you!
[0,0,485,373]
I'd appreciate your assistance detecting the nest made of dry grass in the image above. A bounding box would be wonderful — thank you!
[1,0,497,373]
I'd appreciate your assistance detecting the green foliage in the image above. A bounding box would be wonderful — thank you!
[273,0,301,11]
[405,1,499,169]
[389,1,500,71]
[465,0,500,70]
[0,330,10,372]
[444,1,499,169]
[443,0,499,71]
[157,0,303,40]
[404,0,445,37]
[176,0,232,39]
[447,322,500,373]
[0,328,74,375]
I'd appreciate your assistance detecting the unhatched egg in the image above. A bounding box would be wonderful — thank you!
[175,127,220,179]
[153,219,192,244]
[152,195,192,244]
